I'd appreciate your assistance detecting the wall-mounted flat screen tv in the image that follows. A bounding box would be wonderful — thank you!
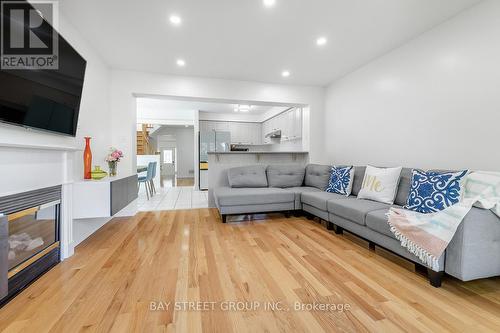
[0,0,87,137]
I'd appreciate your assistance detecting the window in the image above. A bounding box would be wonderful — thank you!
[163,150,173,164]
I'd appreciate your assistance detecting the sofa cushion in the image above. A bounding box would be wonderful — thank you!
[227,165,268,188]
[394,167,413,206]
[214,187,294,206]
[365,208,397,239]
[326,166,354,196]
[404,169,469,213]
[328,198,390,225]
[267,165,305,188]
[284,186,321,209]
[357,165,402,204]
[301,191,348,211]
[351,166,366,196]
[304,164,331,190]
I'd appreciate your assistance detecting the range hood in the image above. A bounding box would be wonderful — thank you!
[265,129,281,139]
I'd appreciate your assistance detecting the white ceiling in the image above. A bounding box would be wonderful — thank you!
[60,0,480,86]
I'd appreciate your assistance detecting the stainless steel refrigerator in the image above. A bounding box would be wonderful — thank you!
[199,131,231,190]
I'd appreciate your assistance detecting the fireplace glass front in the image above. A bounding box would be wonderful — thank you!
[7,201,59,272]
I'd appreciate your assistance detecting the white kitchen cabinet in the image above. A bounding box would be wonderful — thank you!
[232,122,246,144]
[262,119,272,144]
[261,107,302,143]
[249,123,261,145]
[271,116,279,131]
[199,121,207,132]
[215,122,230,131]
[293,107,302,139]
[282,109,294,140]
[230,122,261,145]
[199,120,217,132]
[200,110,302,146]
[200,121,261,145]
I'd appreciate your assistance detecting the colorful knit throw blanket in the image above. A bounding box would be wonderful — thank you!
[387,171,500,270]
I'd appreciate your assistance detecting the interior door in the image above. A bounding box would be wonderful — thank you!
[162,148,176,177]
[157,135,177,181]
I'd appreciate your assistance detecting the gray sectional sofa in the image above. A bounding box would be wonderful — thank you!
[213,164,500,287]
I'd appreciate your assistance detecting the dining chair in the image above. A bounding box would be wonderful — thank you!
[138,162,154,200]
[149,162,157,195]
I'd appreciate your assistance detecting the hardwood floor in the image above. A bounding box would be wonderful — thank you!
[161,176,195,188]
[176,178,195,187]
[1,209,500,332]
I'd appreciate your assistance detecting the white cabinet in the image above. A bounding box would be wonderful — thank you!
[282,107,302,141]
[200,109,302,146]
[249,123,261,145]
[199,121,216,132]
[262,119,272,144]
[229,122,261,145]
[231,123,245,144]
[281,110,294,140]
[294,107,302,139]
[261,107,302,143]
[200,120,261,145]
[196,120,227,132]
[287,107,302,140]
[215,122,230,131]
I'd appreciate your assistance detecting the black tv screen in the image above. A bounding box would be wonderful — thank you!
[0,0,86,136]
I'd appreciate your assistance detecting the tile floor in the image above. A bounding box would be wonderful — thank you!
[137,185,208,211]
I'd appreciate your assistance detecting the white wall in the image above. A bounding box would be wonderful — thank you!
[324,0,500,171]
[137,101,196,125]
[151,126,195,179]
[110,70,325,180]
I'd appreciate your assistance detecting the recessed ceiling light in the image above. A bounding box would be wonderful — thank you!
[316,36,327,46]
[176,59,186,67]
[281,70,290,77]
[263,0,276,8]
[169,15,182,26]
[234,105,251,112]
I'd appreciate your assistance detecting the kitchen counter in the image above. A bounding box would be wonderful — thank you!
[208,151,308,154]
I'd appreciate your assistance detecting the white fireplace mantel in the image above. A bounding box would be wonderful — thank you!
[0,144,77,260]
[0,142,81,152]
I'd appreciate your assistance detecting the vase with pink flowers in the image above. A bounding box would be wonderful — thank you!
[105,148,123,177]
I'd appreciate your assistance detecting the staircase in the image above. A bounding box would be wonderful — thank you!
[137,124,153,155]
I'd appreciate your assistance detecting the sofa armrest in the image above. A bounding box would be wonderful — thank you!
[445,207,500,281]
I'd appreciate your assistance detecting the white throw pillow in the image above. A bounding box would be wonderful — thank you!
[357,165,402,204]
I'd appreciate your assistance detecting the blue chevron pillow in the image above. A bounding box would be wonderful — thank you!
[404,169,469,213]
[326,166,354,196]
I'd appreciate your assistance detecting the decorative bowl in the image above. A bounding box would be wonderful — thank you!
[91,166,108,180]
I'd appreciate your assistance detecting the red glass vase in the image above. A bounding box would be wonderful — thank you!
[83,137,92,179]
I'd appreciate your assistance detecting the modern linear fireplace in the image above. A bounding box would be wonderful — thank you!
[0,186,61,305]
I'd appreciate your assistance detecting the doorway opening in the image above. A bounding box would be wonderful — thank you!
[137,125,195,189]
[156,127,195,187]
